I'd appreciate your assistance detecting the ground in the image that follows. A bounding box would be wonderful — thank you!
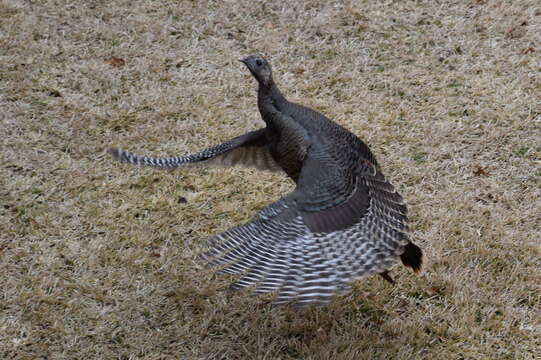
[1,0,540,359]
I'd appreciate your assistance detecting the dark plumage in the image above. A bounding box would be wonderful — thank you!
[111,55,422,307]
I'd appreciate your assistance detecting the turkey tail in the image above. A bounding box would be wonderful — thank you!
[400,242,423,273]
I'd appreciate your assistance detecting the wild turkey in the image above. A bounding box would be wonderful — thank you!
[110,55,422,307]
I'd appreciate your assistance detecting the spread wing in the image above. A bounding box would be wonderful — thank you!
[202,140,411,307]
[110,128,281,172]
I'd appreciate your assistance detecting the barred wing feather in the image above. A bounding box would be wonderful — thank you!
[110,128,281,172]
[202,144,412,307]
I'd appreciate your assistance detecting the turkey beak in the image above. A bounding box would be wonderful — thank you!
[239,56,262,82]
[239,57,256,74]
[239,57,252,69]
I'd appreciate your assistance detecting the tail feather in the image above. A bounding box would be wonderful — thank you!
[400,242,423,273]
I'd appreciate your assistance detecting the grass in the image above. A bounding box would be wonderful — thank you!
[1,0,540,359]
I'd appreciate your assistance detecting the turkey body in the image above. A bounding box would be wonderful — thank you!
[110,55,422,307]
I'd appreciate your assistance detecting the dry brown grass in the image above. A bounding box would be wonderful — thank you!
[1,0,540,358]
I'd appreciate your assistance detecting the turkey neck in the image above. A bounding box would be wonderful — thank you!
[256,80,307,182]
[257,81,288,123]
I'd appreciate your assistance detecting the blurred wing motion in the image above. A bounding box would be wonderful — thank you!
[110,128,281,172]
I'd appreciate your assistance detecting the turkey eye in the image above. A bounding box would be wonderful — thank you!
[256,59,263,66]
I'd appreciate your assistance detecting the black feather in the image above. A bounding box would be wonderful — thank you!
[400,242,423,273]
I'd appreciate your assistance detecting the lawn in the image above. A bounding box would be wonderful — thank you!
[1,0,540,359]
